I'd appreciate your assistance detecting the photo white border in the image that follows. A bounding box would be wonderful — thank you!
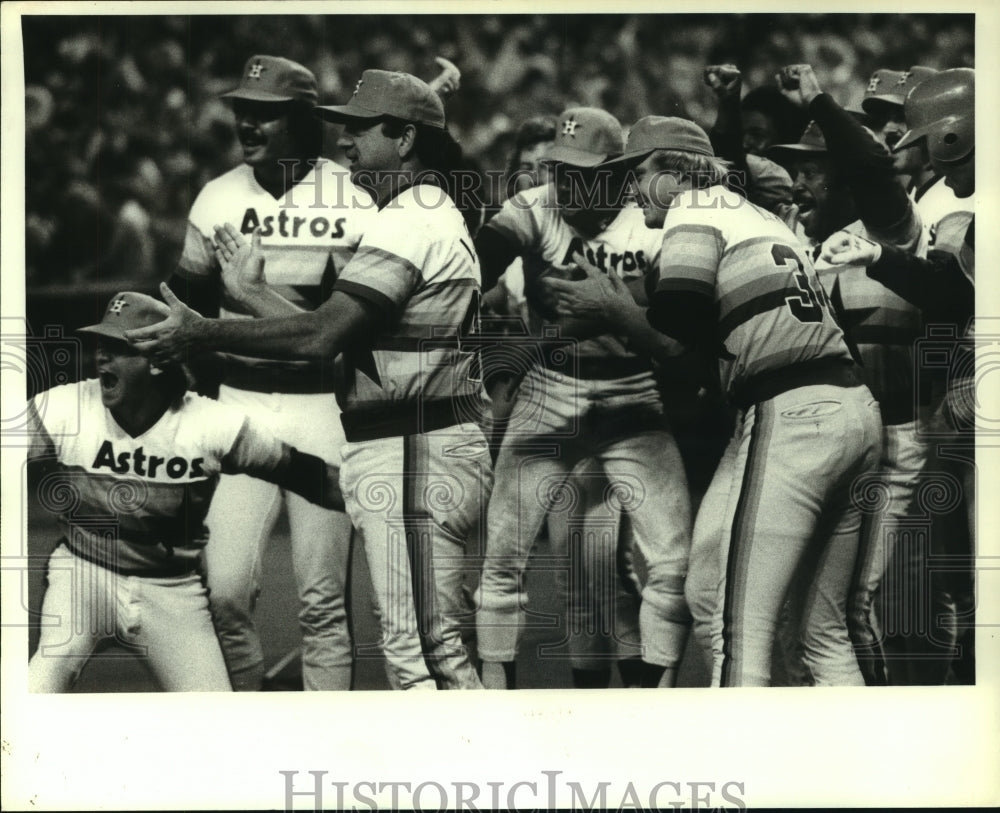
[2,1,998,809]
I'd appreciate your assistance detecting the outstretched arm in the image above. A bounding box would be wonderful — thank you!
[821,228,974,325]
[126,228,383,367]
[223,419,345,512]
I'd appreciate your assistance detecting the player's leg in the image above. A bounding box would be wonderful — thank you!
[848,420,929,685]
[413,426,494,689]
[203,386,283,691]
[203,471,281,690]
[598,428,693,687]
[29,544,108,692]
[685,431,739,675]
[553,463,641,688]
[795,502,867,687]
[135,573,232,691]
[476,367,582,688]
[712,385,882,687]
[280,391,355,692]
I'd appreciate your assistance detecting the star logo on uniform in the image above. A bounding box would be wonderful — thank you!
[866,74,881,93]
[562,118,579,137]
[109,298,129,315]
[248,61,266,80]
[353,78,364,97]
[896,71,912,86]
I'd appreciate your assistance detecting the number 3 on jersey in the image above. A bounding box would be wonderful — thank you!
[772,243,829,324]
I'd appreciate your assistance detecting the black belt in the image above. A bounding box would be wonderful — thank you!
[62,537,200,578]
[733,358,862,411]
[340,396,485,442]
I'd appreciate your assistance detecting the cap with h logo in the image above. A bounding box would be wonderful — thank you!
[861,66,937,116]
[766,120,828,159]
[78,292,171,342]
[317,69,445,128]
[221,55,319,106]
[541,108,624,167]
[603,116,714,167]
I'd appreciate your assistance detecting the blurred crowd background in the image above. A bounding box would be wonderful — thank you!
[23,13,974,290]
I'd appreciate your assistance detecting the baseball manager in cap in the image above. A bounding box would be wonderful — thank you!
[129,69,492,691]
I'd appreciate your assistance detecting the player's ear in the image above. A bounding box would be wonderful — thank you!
[397,123,418,160]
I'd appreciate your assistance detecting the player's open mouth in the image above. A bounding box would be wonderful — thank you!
[99,370,119,391]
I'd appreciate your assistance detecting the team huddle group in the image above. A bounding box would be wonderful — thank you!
[27,50,976,691]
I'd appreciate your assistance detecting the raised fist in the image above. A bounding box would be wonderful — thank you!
[704,64,743,99]
[775,64,823,108]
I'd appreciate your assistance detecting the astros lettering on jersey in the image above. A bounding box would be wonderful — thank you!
[487,183,662,374]
[177,158,376,386]
[28,380,288,575]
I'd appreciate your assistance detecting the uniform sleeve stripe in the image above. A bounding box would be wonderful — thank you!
[718,289,803,339]
[334,279,398,314]
[350,245,423,285]
[654,276,716,299]
[420,277,478,292]
[663,223,723,242]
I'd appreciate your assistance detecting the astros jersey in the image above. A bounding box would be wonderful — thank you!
[332,183,487,440]
[178,159,376,390]
[28,380,292,575]
[815,218,925,424]
[486,184,662,376]
[655,185,852,398]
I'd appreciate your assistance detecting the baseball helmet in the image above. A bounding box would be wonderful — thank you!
[894,68,974,163]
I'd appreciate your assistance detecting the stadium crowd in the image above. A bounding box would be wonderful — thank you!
[24,14,972,286]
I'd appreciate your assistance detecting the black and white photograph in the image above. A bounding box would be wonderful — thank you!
[2,1,998,810]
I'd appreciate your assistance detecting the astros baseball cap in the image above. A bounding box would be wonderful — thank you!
[603,116,714,167]
[221,55,319,106]
[766,120,828,159]
[78,292,171,342]
[861,66,937,117]
[316,70,445,128]
[541,108,624,167]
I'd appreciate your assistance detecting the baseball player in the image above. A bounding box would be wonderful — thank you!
[27,293,344,692]
[474,107,694,690]
[169,55,374,691]
[129,70,492,690]
[579,115,882,686]
[854,66,972,250]
[478,113,645,689]
[766,63,933,685]
[821,68,976,684]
